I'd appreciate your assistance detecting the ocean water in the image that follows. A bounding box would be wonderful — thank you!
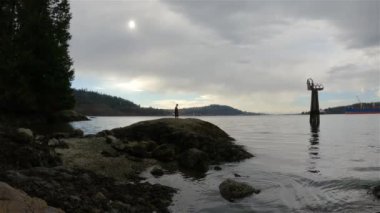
[71,115,380,212]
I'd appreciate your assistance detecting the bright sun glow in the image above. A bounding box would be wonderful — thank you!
[128,20,136,30]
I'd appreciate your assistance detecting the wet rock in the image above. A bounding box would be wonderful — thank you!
[101,149,120,157]
[126,141,149,157]
[35,135,46,143]
[97,130,112,137]
[84,134,96,138]
[373,185,380,199]
[48,138,60,146]
[125,141,157,158]
[0,181,64,213]
[234,173,241,177]
[48,138,68,148]
[0,167,176,213]
[93,192,107,201]
[214,166,222,171]
[110,201,132,211]
[151,167,164,177]
[106,135,118,144]
[111,141,127,151]
[152,144,176,161]
[219,179,260,202]
[72,129,84,137]
[14,128,33,143]
[110,118,253,166]
[51,132,71,139]
[179,148,209,172]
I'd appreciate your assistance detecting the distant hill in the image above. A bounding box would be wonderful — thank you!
[180,104,259,116]
[74,89,169,116]
[323,102,380,114]
[73,89,260,116]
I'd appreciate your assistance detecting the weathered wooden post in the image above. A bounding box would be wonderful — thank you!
[307,78,324,127]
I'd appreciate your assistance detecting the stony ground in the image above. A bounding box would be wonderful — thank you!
[0,125,176,212]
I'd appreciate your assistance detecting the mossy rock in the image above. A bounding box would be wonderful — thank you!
[219,179,260,202]
[111,118,253,165]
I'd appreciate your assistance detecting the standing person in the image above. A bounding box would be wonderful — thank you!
[174,104,179,118]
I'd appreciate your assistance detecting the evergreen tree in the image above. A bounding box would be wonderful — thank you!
[0,0,74,114]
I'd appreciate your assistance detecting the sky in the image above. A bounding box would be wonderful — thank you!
[69,0,380,113]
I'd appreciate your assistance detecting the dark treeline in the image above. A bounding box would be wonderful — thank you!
[74,89,260,116]
[74,89,170,116]
[180,104,258,116]
[0,0,74,114]
[323,102,380,114]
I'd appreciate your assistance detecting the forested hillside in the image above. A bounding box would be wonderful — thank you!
[74,89,259,116]
[74,89,169,116]
[324,102,380,114]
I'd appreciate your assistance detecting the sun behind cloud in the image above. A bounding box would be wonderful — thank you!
[127,19,136,30]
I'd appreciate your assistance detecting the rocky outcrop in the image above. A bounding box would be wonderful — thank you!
[0,130,61,171]
[152,144,176,161]
[219,179,260,202]
[52,110,89,122]
[0,182,64,213]
[14,128,34,143]
[1,167,176,213]
[0,123,179,213]
[110,118,253,171]
[179,148,209,172]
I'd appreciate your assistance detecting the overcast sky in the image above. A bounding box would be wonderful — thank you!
[70,0,380,113]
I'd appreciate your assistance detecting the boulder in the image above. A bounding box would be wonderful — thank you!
[125,141,157,158]
[110,118,253,165]
[14,128,33,143]
[101,149,120,157]
[48,138,60,147]
[97,130,112,137]
[72,129,84,137]
[126,142,149,158]
[150,167,164,177]
[48,138,68,148]
[51,132,71,139]
[152,144,176,161]
[179,148,209,172]
[111,141,127,151]
[106,135,118,144]
[373,185,380,199]
[214,166,222,171]
[219,179,260,202]
[0,181,64,213]
[93,192,107,202]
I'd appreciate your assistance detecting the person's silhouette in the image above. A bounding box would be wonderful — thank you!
[174,104,179,118]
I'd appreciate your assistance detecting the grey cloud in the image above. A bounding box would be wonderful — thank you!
[162,0,380,49]
[325,63,380,91]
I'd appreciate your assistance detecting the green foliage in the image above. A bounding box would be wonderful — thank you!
[0,0,74,113]
[74,89,169,116]
[181,104,248,116]
[74,89,258,116]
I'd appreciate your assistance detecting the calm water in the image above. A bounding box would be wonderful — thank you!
[72,115,380,213]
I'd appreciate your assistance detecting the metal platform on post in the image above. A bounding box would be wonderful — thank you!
[307,78,324,127]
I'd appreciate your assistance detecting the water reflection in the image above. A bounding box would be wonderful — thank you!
[307,125,320,174]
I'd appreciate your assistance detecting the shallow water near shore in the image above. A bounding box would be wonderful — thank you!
[72,115,380,212]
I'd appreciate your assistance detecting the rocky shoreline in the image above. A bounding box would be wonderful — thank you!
[0,118,257,212]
